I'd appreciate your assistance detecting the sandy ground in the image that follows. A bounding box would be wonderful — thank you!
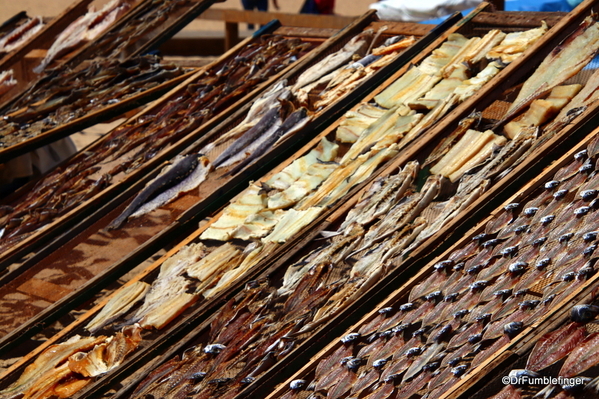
[1,0,376,32]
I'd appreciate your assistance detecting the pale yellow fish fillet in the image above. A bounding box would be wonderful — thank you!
[203,244,263,298]
[301,144,399,209]
[448,134,507,182]
[435,130,499,177]
[262,207,324,243]
[486,21,548,63]
[504,17,599,123]
[86,281,150,333]
[200,183,267,241]
[266,136,338,189]
[267,161,339,210]
[0,335,106,399]
[418,33,470,76]
[186,243,241,281]
[340,106,402,164]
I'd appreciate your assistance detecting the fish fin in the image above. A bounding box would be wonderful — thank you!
[319,230,342,239]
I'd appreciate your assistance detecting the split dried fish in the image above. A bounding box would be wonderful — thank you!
[108,154,211,229]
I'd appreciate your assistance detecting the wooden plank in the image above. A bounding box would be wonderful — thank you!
[198,8,357,30]
[472,11,567,27]
[225,21,239,50]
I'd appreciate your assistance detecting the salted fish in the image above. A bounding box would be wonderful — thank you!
[409,63,469,110]
[336,103,387,143]
[418,33,470,76]
[0,335,106,399]
[0,70,16,97]
[448,134,507,182]
[560,332,599,377]
[374,67,442,109]
[267,160,339,210]
[201,83,290,153]
[217,117,283,169]
[299,144,399,209]
[463,29,507,66]
[266,136,338,190]
[108,154,206,230]
[292,29,373,90]
[431,129,498,177]
[230,210,283,240]
[339,106,403,164]
[213,105,281,168]
[526,322,586,372]
[34,0,130,73]
[187,243,240,282]
[86,281,150,333]
[200,183,267,241]
[452,61,503,103]
[544,68,599,134]
[130,155,212,218]
[68,325,142,377]
[262,207,323,243]
[203,243,263,298]
[486,22,547,63]
[0,16,43,54]
[227,108,311,175]
[341,160,418,231]
[128,243,207,329]
[502,17,599,125]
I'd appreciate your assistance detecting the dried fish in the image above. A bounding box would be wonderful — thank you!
[500,17,599,126]
[34,0,131,73]
[86,281,150,333]
[108,154,210,229]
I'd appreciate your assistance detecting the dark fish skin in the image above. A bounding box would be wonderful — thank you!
[226,108,309,176]
[213,106,281,167]
[107,154,200,229]
[526,322,586,372]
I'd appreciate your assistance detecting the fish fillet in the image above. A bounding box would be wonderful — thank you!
[503,17,599,125]
[130,155,212,218]
[86,281,150,333]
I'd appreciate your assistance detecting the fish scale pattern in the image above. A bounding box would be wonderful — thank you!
[272,134,599,399]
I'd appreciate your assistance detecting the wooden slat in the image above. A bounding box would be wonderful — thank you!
[198,8,357,30]
[472,10,567,27]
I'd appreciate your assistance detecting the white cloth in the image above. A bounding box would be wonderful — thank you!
[369,0,482,21]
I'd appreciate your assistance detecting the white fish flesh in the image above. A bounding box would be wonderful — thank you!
[292,29,374,91]
[0,16,44,54]
[34,0,130,73]
[130,155,212,218]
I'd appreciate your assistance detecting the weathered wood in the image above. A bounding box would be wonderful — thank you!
[198,8,357,30]
[472,11,567,28]
[225,21,239,50]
